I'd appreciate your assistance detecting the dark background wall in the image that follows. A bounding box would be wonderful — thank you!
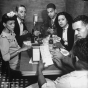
[0,0,65,32]
[0,0,88,32]
[0,0,65,22]
[66,0,88,18]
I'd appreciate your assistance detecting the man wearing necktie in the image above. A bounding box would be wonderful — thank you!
[40,3,57,37]
[14,5,31,47]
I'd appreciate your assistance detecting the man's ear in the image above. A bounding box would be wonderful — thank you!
[3,23,6,27]
[76,56,79,61]
[55,9,57,13]
[86,24,88,30]
[15,12,18,16]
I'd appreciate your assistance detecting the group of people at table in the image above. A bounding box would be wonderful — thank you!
[0,2,88,88]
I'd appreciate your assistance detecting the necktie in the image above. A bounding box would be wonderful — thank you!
[20,22,23,35]
[51,20,54,28]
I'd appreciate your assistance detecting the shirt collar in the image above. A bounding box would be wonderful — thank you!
[51,14,57,23]
[1,31,15,38]
[17,17,23,24]
[63,24,69,30]
[71,70,88,77]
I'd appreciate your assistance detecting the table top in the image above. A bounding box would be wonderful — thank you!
[19,49,62,76]
[20,36,63,76]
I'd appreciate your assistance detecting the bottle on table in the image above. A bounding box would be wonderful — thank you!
[49,34,54,50]
[31,28,35,43]
[49,34,53,44]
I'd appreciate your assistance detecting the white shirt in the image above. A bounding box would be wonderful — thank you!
[17,18,23,36]
[62,24,69,45]
[42,71,88,88]
[26,71,88,88]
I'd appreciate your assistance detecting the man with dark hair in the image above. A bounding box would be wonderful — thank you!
[26,38,88,88]
[42,3,57,36]
[33,3,57,38]
[14,5,31,47]
[72,15,88,40]
[26,15,88,88]
[46,3,56,10]
[51,15,88,74]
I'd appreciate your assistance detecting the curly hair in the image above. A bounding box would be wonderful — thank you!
[55,12,73,28]
[72,38,88,63]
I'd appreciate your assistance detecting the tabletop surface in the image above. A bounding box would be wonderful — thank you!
[19,48,62,76]
[19,36,63,76]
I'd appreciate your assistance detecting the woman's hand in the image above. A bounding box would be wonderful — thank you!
[47,28,54,34]
[18,46,31,52]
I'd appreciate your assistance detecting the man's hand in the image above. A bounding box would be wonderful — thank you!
[38,59,45,72]
[37,60,46,87]
[22,30,28,35]
[47,28,54,34]
[51,49,64,59]
[53,58,62,68]
[34,30,41,36]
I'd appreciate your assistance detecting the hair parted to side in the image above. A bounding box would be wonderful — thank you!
[46,3,56,10]
[73,15,88,25]
[15,5,26,12]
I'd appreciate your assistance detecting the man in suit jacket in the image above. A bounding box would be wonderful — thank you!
[14,5,31,47]
[52,15,88,74]
[33,3,58,38]
[40,3,58,37]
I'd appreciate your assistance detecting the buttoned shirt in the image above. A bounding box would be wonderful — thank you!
[0,31,20,70]
[17,18,23,36]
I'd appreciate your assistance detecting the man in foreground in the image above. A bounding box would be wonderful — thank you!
[27,38,88,88]
[52,15,88,74]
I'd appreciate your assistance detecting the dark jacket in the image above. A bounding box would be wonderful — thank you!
[14,18,31,47]
[57,25,74,51]
[40,17,57,38]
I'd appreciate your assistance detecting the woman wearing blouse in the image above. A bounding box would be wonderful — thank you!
[0,11,31,80]
[55,12,74,51]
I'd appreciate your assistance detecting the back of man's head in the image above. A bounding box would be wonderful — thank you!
[73,15,88,25]
[72,38,88,70]
[46,3,56,10]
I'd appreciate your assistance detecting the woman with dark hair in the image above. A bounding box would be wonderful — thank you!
[0,20,4,34]
[55,12,74,51]
[0,11,31,80]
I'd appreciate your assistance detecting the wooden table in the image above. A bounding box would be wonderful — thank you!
[19,48,62,76]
